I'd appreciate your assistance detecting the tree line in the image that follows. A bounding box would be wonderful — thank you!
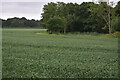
[1,17,41,28]
[41,1,120,34]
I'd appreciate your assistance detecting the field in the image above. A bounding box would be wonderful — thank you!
[2,28,118,78]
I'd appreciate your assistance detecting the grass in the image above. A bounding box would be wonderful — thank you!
[2,28,118,78]
[100,32,120,38]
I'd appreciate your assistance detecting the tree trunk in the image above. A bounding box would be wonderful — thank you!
[108,0,112,34]
[64,28,66,34]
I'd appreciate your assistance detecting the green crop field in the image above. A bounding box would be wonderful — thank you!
[2,28,118,78]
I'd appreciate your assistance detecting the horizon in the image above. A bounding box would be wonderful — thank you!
[0,0,120,20]
[0,16,41,21]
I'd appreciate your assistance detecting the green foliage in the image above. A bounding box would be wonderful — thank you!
[113,1,120,31]
[112,31,120,38]
[112,16,120,31]
[46,16,65,33]
[114,1,120,16]
[2,29,118,78]
[41,1,120,33]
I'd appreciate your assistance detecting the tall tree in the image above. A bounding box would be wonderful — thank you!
[41,2,57,28]
[95,0,114,34]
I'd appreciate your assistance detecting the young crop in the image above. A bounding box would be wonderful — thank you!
[2,29,118,78]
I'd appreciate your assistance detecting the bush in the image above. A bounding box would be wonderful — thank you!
[112,31,120,38]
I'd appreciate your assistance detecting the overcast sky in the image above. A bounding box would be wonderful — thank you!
[0,0,120,20]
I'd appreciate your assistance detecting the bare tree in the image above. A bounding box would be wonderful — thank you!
[95,0,114,34]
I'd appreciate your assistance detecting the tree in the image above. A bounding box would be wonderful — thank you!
[46,16,65,33]
[41,2,57,28]
[2,17,40,28]
[41,1,119,33]
[41,2,68,33]
[93,0,114,34]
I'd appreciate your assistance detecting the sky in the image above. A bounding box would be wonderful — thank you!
[0,0,120,20]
